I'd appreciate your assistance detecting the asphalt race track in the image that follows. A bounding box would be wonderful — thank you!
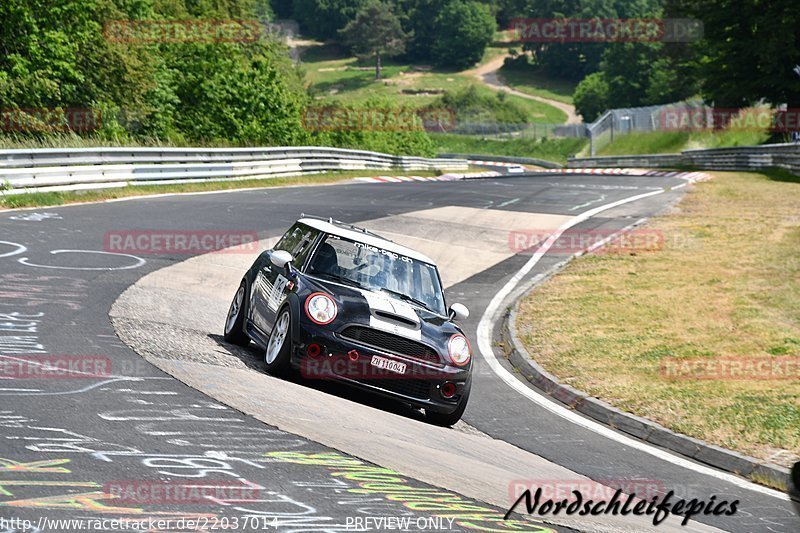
[1,170,798,533]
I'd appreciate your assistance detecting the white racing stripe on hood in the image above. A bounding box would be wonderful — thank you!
[359,290,423,341]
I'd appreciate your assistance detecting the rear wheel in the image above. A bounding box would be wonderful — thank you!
[426,382,471,427]
[264,308,292,376]
[223,280,250,346]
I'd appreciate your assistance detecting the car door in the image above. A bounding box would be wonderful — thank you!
[251,223,320,336]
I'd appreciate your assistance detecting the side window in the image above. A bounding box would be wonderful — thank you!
[274,224,304,254]
[274,224,319,268]
[293,228,320,268]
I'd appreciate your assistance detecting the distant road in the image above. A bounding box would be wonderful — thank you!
[468,55,582,125]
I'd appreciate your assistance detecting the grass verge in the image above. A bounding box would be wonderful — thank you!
[516,171,800,466]
[497,66,577,104]
[0,170,442,210]
[432,134,586,164]
[596,129,771,156]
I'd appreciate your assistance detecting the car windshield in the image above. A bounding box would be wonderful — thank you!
[307,234,446,315]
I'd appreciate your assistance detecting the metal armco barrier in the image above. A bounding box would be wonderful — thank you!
[567,142,800,175]
[0,146,469,193]
[438,153,562,169]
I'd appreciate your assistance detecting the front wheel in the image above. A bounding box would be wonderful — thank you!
[223,280,250,346]
[426,382,471,427]
[264,308,292,376]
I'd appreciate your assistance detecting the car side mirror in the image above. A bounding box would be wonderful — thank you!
[270,250,293,269]
[448,303,469,321]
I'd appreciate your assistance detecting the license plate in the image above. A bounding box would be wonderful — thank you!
[370,356,406,375]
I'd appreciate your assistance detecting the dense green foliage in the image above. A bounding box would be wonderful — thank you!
[509,0,799,121]
[0,0,306,145]
[430,1,496,69]
[684,0,800,108]
[0,0,434,154]
[427,86,529,127]
[294,0,497,68]
[2,0,798,155]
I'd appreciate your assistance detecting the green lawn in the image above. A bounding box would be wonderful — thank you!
[595,129,773,156]
[517,171,800,468]
[498,66,577,104]
[302,44,565,124]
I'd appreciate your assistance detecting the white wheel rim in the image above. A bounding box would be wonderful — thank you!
[266,311,290,364]
[225,286,244,334]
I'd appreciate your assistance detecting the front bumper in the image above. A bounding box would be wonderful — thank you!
[291,321,471,414]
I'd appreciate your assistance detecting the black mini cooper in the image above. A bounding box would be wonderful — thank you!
[223,216,472,426]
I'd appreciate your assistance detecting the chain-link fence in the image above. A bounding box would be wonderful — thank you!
[444,101,715,151]
[586,101,711,155]
[439,121,588,140]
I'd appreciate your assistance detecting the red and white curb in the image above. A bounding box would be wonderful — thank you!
[467,159,528,168]
[555,168,712,181]
[354,168,710,184]
[355,171,500,183]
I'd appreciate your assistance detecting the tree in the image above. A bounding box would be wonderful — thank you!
[292,0,367,40]
[685,0,800,109]
[431,0,496,69]
[339,1,410,80]
[395,0,449,61]
[573,72,609,121]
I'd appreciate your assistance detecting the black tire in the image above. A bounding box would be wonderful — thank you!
[426,381,471,427]
[264,307,293,376]
[223,280,250,346]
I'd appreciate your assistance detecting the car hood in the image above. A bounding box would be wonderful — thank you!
[307,277,459,344]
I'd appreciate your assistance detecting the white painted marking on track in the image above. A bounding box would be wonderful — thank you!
[0,240,27,258]
[8,212,62,221]
[476,184,791,501]
[570,194,607,211]
[17,249,146,271]
[497,197,521,208]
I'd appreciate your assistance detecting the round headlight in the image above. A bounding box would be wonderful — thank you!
[305,292,337,325]
[447,334,471,366]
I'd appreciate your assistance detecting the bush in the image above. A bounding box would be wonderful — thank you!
[428,86,529,131]
[573,73,610,123]
[304,100,436,156]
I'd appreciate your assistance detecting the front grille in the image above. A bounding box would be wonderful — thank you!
[358,378,431,400]
[340,326,441,364]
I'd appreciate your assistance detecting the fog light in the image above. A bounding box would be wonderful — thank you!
[441,382,456,399]
[348,350,359,361]
[307,343,321,357]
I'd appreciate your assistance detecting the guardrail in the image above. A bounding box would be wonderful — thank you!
[567,142,800,175]
[438,153,562,169]
[0,146,469,193]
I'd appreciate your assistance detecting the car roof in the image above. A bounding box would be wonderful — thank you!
[298,217,436,265]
